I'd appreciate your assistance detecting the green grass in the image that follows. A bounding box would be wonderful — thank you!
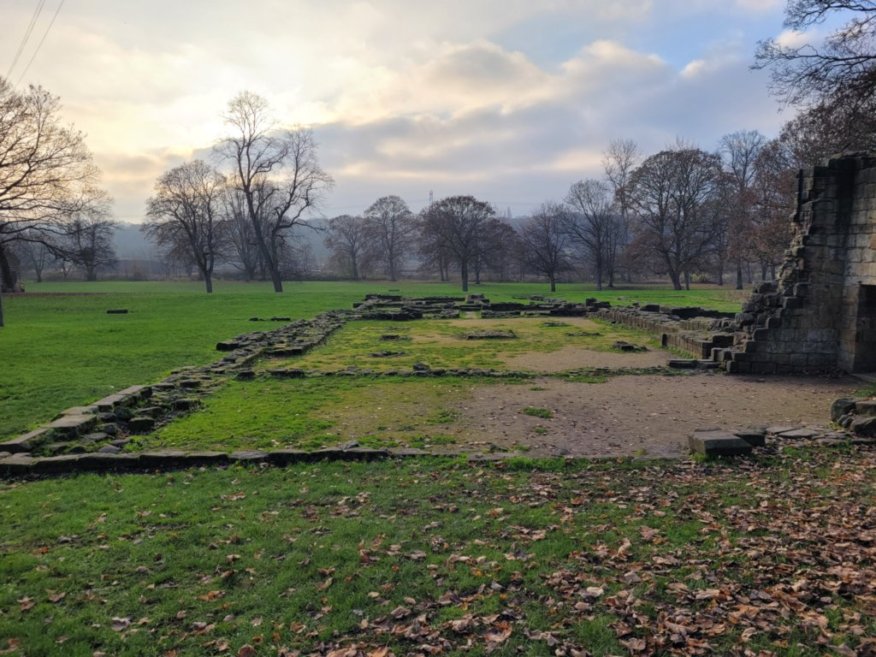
[267,316,661,373]
[0,281,745,441]
[521,406,553,419]
[1,446,872,656]
[134,376,521,452]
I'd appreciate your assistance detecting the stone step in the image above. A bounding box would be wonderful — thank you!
[689,429,753,458]
[0,427,52,453]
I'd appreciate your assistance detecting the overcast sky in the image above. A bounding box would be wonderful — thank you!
[2,0,802,221]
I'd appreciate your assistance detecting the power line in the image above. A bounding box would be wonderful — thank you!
[16,0,65,85]
[6,0,47,79]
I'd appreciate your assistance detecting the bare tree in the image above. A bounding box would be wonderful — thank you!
[223,186,265,281]
[602,139,639,281]
[628,146,724,290]
[421,196,495,291]
[0,77,101,325]
[755,1,876,155]
[477,218,523,282]
[218,91,332,293]
[779,95,876,165]
[60,194,117,281]
[417,212,453,282]
[719,130,767,288]
[363,195,415,281]
[751,139,797,278]
[144,160,228,293]
[13,230,57,282]
[325,214,369,280]
[564,179,620,290]
[755,1,876,105]
[519,203,570,292]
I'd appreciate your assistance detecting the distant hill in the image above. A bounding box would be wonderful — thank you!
[113,222,159,261]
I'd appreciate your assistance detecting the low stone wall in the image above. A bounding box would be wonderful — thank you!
[0,310,351,457]
[595,306,736,360]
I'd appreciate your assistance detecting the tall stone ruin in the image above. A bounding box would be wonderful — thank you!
[720,153,876,374]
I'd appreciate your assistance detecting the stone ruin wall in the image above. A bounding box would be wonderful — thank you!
[721,153,876,374]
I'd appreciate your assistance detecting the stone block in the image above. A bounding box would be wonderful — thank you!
[850,416,876,437]
[77,453,142,472]
[229,450,269,464]
[128,416,155,433]
[95,394,125,411]
[266,449,315,465]
[60,405,98,416]
[734,428,766,447]
[854,400,876,417]
[48,414,97,437]
[119,385,151,400]
[688,430,753,458]
[172,398,199,411]
[217,340,241,351]
[130,451,228,469]
[0,454,36,477]
[779,427,820,439]
[31,454,83,475]
[0,427,52,453]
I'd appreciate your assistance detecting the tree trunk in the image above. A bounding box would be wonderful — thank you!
[716,259,724,286]
[270,266,283,292]
[205,272,213,293]
[0,247,22,293]
[87,267,97,281]
[549,276,556,293]
[460,260,469,292]
[736,261,743,290]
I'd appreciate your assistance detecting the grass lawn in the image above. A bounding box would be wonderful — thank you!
[131,376,530,452]
[1,446,873,657]
[265,317,661,374]
[0,281,745,441]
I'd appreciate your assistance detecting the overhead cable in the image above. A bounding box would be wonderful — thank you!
[17,0,66,84]
[6,0,47,79]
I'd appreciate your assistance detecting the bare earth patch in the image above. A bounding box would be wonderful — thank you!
[502,344,669,371]
[453,374,858,458]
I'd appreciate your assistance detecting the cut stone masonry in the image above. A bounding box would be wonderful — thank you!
[719,153,876,374]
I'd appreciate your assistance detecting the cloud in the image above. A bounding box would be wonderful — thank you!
[733,0,784,12]
[775,29,812,49]
[0,1,788,220]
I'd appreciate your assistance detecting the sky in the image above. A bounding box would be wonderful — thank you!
[1,0,803,221]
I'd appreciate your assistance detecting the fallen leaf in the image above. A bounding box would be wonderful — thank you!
[111,617,131,632]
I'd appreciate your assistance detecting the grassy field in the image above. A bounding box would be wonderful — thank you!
[0,280,746,441]
[132,376,525,452]
[264,317,661,373]
[3,281,873,657]
[138,315,666,453]
[1,446,872,657]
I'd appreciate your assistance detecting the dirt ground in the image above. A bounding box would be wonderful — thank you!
[452,373,858,458]
[502,345,669,371]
